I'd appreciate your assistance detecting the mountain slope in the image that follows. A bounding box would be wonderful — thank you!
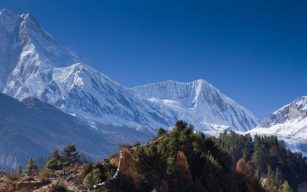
[0,9,21,89]
[248,96,307,155]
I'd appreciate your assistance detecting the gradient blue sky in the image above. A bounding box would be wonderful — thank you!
[1,0,306,120]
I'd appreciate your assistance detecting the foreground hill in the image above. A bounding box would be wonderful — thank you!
[0,93,150,169]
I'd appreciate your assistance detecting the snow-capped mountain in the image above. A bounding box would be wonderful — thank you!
[0,9,257,135]
[248,96,307,155]
[133,80,257,134]
[0,9,79,91]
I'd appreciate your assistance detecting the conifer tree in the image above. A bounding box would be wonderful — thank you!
[156,128,167,138]
[25,158,38,176]
[18,165,23,174]
[266,167,284,192]
[45,149,63,170]
[61,144,81,167]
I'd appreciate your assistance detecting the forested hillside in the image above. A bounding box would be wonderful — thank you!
[100,121,307,192]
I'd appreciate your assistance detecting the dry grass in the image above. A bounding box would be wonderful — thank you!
[38,168,53,180]
[5,172,20,181]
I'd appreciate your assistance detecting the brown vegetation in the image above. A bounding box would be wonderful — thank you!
[109,153,120,167]
[117,146,139,191]
[176,151,193,183]
[236,159,259,192]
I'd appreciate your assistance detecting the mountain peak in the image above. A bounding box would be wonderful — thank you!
[193,78,207,84]
[20,12,40,29]
[258,96,307,128]
[20,12,33,19]
[294,96,307,108]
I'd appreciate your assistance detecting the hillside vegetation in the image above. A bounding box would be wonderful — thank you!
[0,121,306,192]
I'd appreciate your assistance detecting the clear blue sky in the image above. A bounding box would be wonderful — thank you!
[1,0,306,120]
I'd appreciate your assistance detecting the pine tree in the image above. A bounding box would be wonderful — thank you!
[266,167,284,192]
[274,169,283,187]
[25,158,38,176]
[175,120,188,131]
[61,144,81,167]
[45,149,63,170]
[157,128,167,138]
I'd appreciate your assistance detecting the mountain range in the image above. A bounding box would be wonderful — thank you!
[0,9,306,169]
